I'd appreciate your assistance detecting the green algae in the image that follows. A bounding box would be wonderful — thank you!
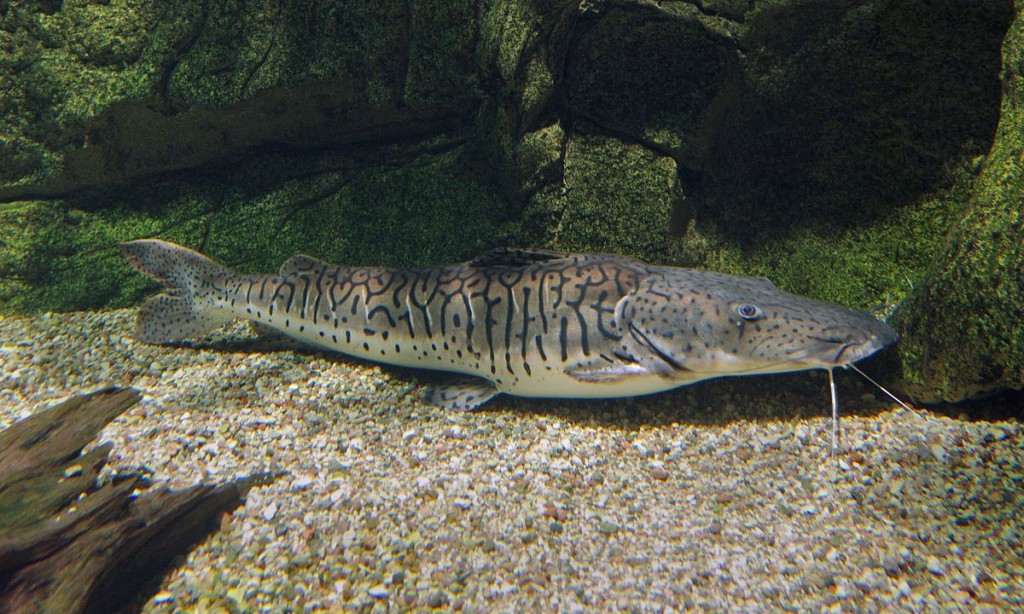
[695,0,1010,245]
[0,201,183,313]
[564,3,738,153]
[669,171,973,313]
[0,1,204,164]
[479,0,546,90]
[515,128,681,261]
[199,147,504,272]
[0,0,494,314]
[0,144,505,313]
[890,2,1024,403]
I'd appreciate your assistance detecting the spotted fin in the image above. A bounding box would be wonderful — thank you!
[119,240,234,344]
[422,377,499,411]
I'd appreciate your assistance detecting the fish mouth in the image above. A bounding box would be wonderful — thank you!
[797,329,898,367]
[717,337,888,378]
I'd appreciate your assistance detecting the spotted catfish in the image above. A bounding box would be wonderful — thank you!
[120,240,897,410]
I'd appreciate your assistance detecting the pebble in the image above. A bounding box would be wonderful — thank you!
[649,467,670,481]
[426,591,449,608]
[952,588,973,605]
[597,520,619,535]
[896,579,912,598]
[0,310,1021,613]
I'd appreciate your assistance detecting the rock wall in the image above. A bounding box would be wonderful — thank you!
[891,1,1024,403]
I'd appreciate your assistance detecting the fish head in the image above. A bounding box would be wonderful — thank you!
[616,270,898,380]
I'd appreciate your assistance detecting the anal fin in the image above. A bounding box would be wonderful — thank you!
[423,376,499,411]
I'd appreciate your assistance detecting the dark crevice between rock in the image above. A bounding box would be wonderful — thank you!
[561,2,740,152]
[0,80,481,204]
[158,2,210,108]
[554,0,1012,248]
[687,0,752,23]
[926,388,1024,422]
[694,0,1014,246]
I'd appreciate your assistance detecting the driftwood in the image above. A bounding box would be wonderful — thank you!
[0,387,269,613]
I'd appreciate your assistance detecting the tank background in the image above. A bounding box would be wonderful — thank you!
[0,0,1021,407]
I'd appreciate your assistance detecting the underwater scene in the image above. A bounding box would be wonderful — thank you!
[1,0,1022,611]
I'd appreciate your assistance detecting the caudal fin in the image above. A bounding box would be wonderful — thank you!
[119,240,234,344]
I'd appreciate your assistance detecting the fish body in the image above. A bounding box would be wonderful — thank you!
[120,240,897,409]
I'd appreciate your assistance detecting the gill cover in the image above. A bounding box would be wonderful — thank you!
[565,290,693,383]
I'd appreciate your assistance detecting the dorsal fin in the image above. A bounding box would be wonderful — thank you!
[467,247,571,268]
[279,254,331,276]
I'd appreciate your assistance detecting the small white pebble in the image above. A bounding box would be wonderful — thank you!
[896,579,912,597]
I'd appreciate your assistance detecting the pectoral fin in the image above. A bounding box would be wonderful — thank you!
[567,350,697,384]
[565,361,653,383]
[423,377,499,411]
[565,352,667,380]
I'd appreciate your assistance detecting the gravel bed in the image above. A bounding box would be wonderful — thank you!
[1,310,1022,612]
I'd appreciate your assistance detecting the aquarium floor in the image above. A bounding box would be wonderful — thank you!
[1,310,1021,612]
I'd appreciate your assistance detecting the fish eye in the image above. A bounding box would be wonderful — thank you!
[736,304,761,320]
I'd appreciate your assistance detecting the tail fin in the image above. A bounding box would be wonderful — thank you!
[119,240,235,344]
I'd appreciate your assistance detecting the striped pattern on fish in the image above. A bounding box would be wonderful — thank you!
[120,240,897,410]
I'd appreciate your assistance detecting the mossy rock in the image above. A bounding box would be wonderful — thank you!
[564,2,739,153]
[667,176,970,313]
[546,129,682,260]
[0,146,506,313]
[0,0,490,313]
[0,0,483,193]
[693,0,1011,245]
[890,3,1024,404]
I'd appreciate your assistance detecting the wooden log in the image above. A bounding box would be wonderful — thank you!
[0,387,271,613]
